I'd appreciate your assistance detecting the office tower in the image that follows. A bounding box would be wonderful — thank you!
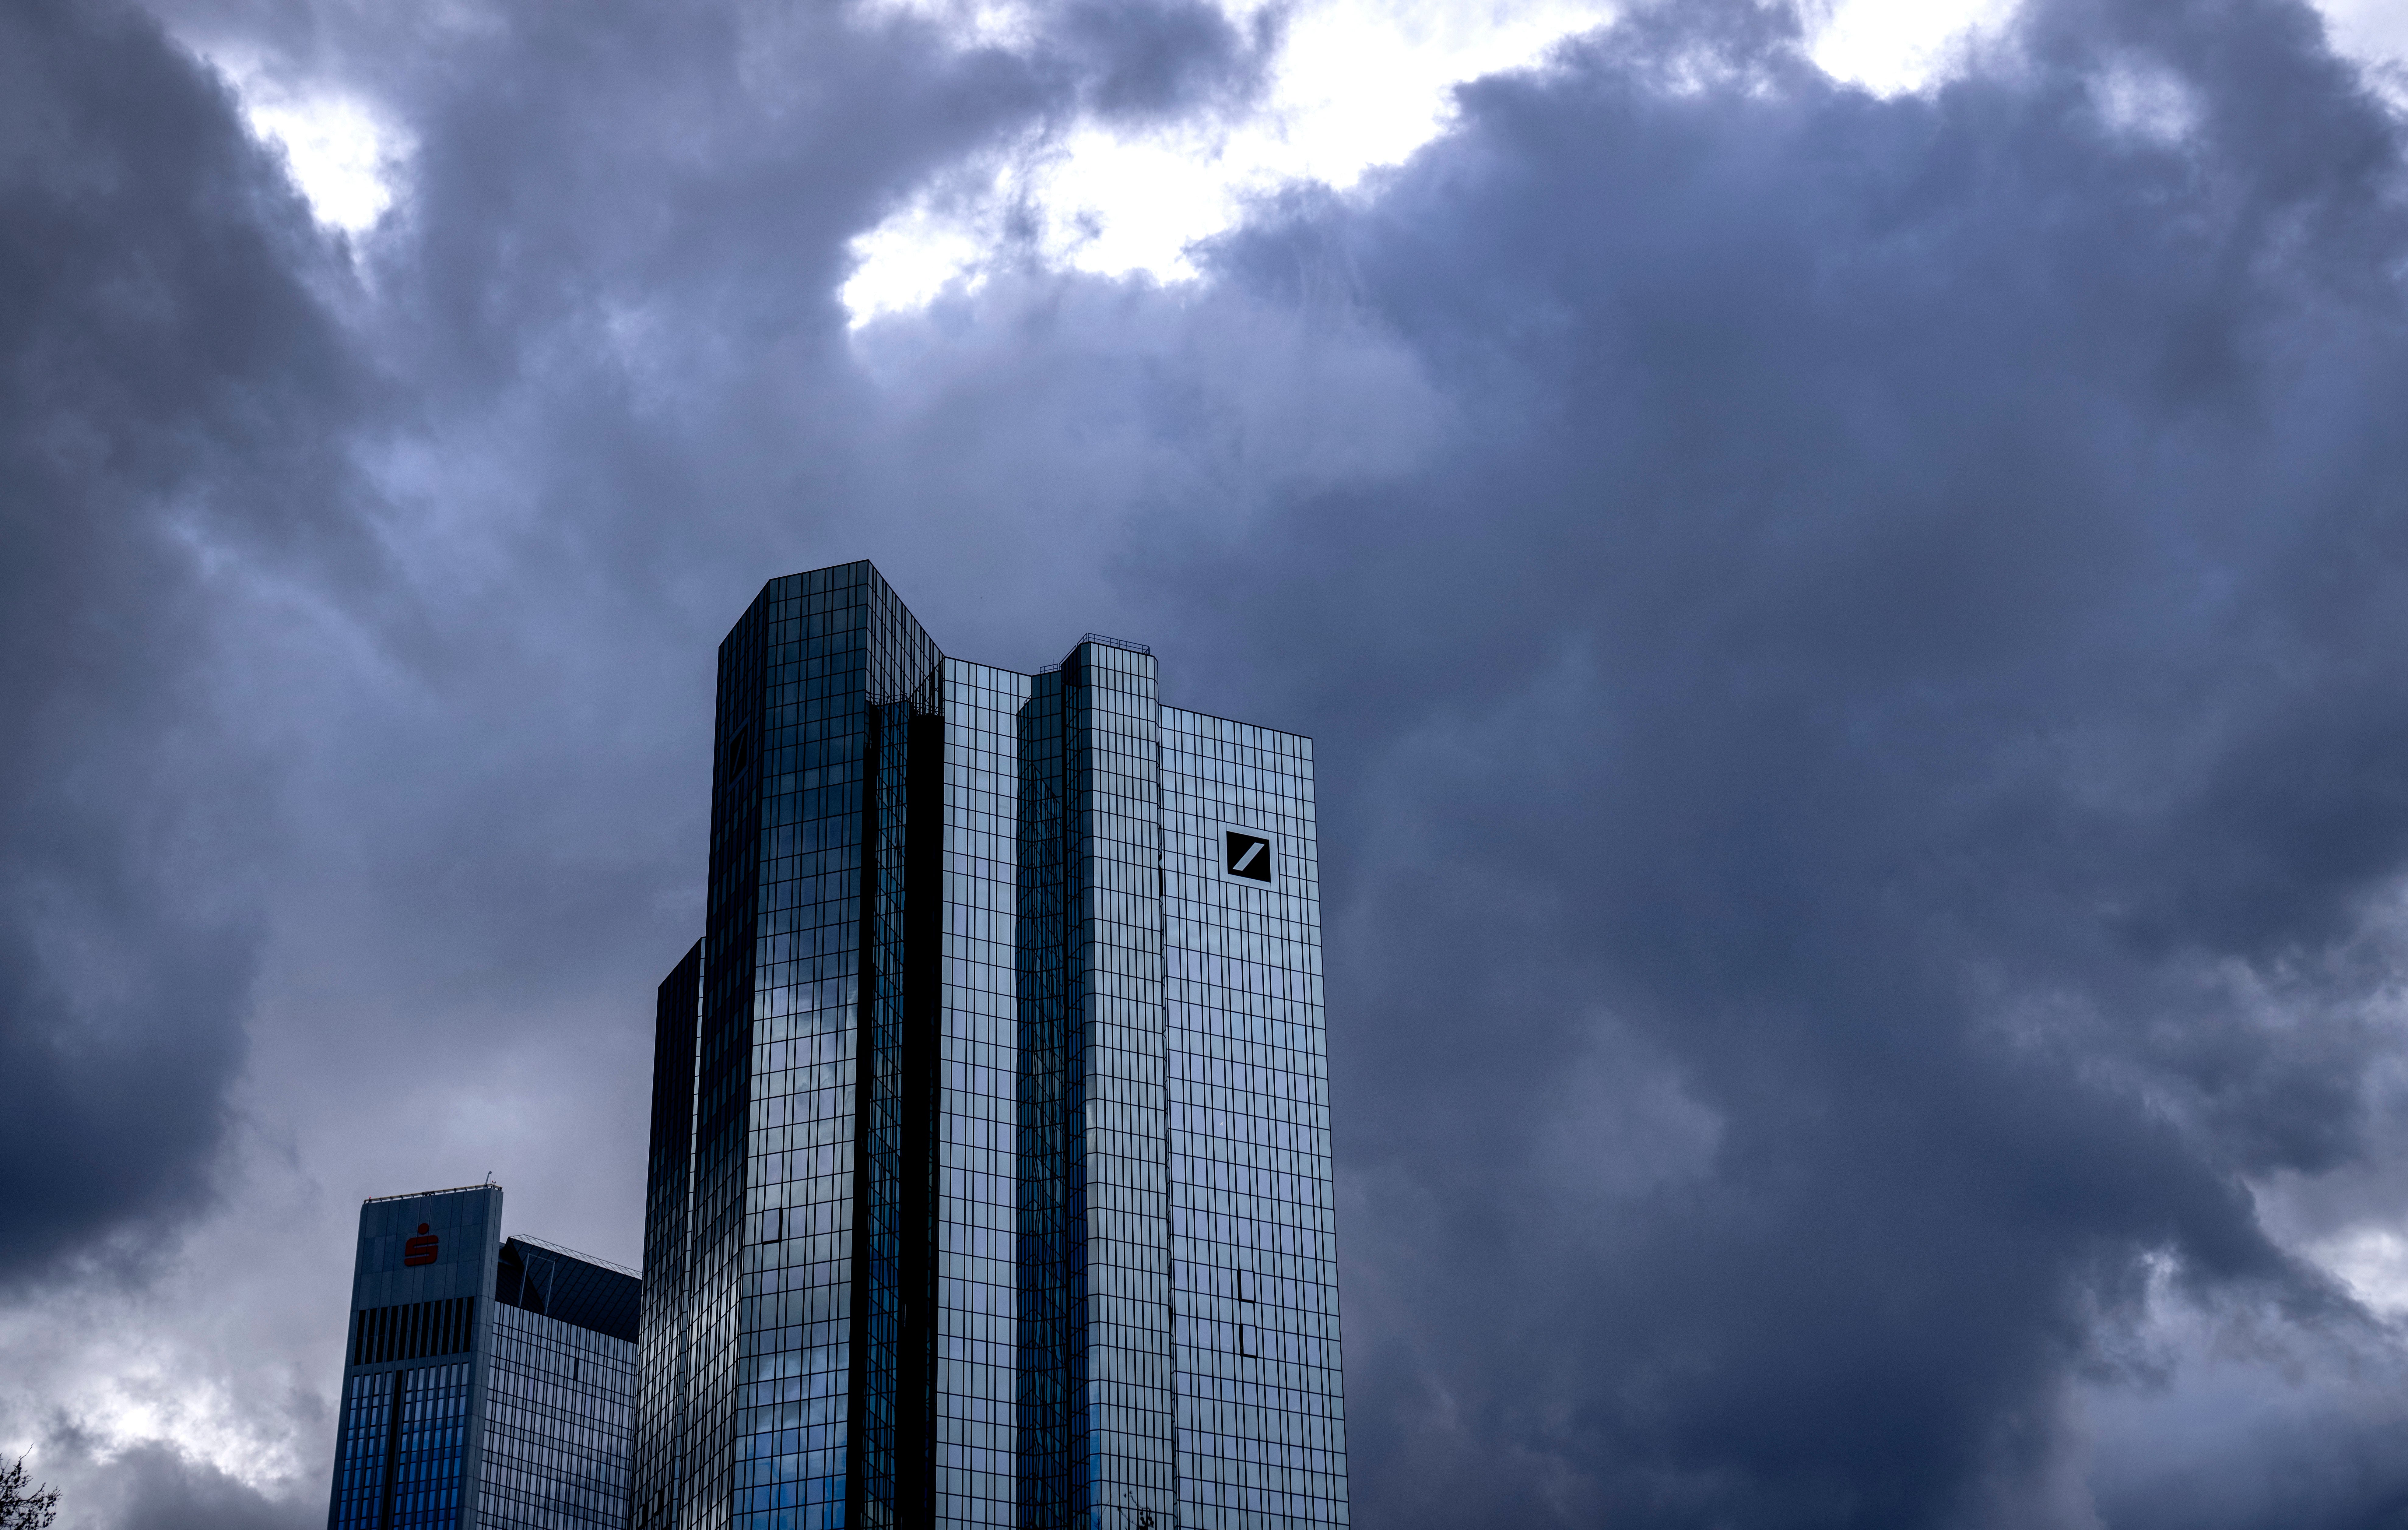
[634,562,1348,1530]
[327,1183,642,1529]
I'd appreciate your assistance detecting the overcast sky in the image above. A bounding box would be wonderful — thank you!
[7,0,2408,1525]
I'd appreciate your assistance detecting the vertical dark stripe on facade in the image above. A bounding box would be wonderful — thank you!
[1060,660,1097,1529]
[853,687,941,1526]
[378,1368,405,1527]
[849,587,944,1530]
[898,707,945,1530]
[1016,670,1073,1530]
[633,939,703,1530]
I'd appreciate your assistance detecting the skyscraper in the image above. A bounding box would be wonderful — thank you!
[327,1183,643,1530]
[634,562,1348,1530]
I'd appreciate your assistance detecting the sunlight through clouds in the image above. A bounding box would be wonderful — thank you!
[215,57,411,236]
[1802,0,2018,96]
[837,0,2408,328]
[836,0,2079,325]
[2310,1223,2408,1315]
[840,0,1624,322]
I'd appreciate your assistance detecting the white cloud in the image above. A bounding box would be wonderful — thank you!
[2317,0,2408,70]
[2314,0,2408,111]
[1801,0,2018,97]
[2306,1222,2408,1317]
[214,58,411,236]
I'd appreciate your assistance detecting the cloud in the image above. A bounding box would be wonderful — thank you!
[0,0,372,1286]
[9,0,2408,1525]
[30,1423,317,1530]
[1085,0,2408,1519]
[823,0,2408,1519]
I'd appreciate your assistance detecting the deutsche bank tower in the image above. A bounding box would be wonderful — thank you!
[633,563,1348,1530]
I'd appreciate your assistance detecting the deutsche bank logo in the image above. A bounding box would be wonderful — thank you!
[1224,830,1275,885]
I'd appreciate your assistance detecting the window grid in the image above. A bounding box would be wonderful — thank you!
[331,1371,396,1530]
[935,660,1037,1529]
[480,1302,639,1528]
[1062,645,1177,1530]
[388,1361,474,1529]
[1165,711,1349,1530]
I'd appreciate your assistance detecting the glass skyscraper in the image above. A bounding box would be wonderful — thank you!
[327,1183,641,1530]
[634,562,1349,1530]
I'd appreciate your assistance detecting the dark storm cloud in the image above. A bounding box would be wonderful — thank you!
[0,0,371,1282]
[1097,0,2408,1522]
[310,0,1285,387]
[1054,0,1285,121]
[286,0,2408,1519]
[137,0,1303,1038]
[12,0,2408,1523]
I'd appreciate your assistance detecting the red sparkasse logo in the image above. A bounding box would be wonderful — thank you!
[403,1223,438,1266]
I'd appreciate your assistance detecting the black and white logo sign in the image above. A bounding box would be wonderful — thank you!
[1223,829,1275,885]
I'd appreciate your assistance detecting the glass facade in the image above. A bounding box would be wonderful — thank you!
[333,1372,397,1530]
[637,562,1348,1530]
[390,1363,476,1528]
[637,564,945,1530]
[324,1187,642,1530]
[938,660,1031,1530]
[481,1301,638,1526]
[1161,714,1346,1530]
